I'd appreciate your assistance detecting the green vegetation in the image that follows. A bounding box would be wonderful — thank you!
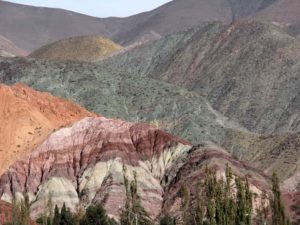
[271,173,290,225]
[7,193,31,225]
[6,169,290,225]
[120,166,153,225]
[158,166,290,225]
[159,215,176,225]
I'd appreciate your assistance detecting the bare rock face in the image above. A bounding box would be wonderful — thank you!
[0,83,95,174]
[0,116,273,221]
[0,117,191,219]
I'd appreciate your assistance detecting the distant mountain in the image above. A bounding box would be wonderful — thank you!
[97,20,300,135]
[0,53,299,183]
[0,0,118,51]
[255,0,300,37]
[30,36,122,62]
[0,0,286,52]
[0,83,95,174]
[0,34,27,57]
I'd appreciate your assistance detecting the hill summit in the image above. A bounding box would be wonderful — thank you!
[30,36,122,62]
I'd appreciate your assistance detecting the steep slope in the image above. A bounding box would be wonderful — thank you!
[98,20,300,134]
[0,117,271,221]
[0,55,299,181]
[0,35,27,57]
[29,36,122,62]
[0,83,95,174]
[111,0,278,45]
[162,145,270,216]
[0,57,243,148]
[255,0,300,37]
[0,0,279,51]
[0,0,120,51]
[0,117,191,219]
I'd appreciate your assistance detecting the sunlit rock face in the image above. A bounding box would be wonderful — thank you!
[0,117,191,219]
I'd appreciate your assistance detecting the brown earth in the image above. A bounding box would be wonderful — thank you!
[30,36,122,62]
[0,0,285,51]
[0,83,95,174]
[0,34,27,57]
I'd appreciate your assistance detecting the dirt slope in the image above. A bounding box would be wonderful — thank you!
[0,35,27,57]
[0,83,95,174]
[30,36,122,62]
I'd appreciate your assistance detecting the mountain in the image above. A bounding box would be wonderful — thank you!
[0,83,95,174]
[0,35,27,57]
[29,36,122,62]
[255,0,300,37]
[0,116,190,219]
[97,20,300,135]
[1,55,299,184]
[0,116,270,220]
[0,0,283,52]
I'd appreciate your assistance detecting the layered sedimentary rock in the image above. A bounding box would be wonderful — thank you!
[0,116,273,221]
[0,83,95,174]
[0,117,191,219]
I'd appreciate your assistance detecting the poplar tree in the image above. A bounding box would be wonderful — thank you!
[271,173,290,225]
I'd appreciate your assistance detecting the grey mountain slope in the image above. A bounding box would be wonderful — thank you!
[0,56,300,181]
[97,21,300,134]
[0,0,279,51]
[0,56,233,146]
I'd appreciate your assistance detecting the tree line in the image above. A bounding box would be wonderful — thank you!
[5,165,290,225]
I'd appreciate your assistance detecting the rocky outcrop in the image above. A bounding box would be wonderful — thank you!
[0,117,191,219]
[0,83,95,174]
[0,116,273,221]
[29,36,122,62]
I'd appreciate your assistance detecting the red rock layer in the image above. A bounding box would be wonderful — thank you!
[0,117,190,218]
[0,83,96,174]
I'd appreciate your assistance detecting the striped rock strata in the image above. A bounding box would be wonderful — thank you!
[0,117,191,219]
[0,117,273,221]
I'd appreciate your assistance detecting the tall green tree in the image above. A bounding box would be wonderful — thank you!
[120,167,154,225]
[271,173,290,225]
[59,203,74,225]
[159,215,176,225]
[80,204,114,225]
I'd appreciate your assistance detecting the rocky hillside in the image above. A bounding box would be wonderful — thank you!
[0,35,27,57]
[0,52,299,181]
[30,36,122,62]
[0,116,271,221]
[255,0,300,37]
[97,20,300,135]
[0,83,95,174]
[0,116,190,219]
[0,0,291,51]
